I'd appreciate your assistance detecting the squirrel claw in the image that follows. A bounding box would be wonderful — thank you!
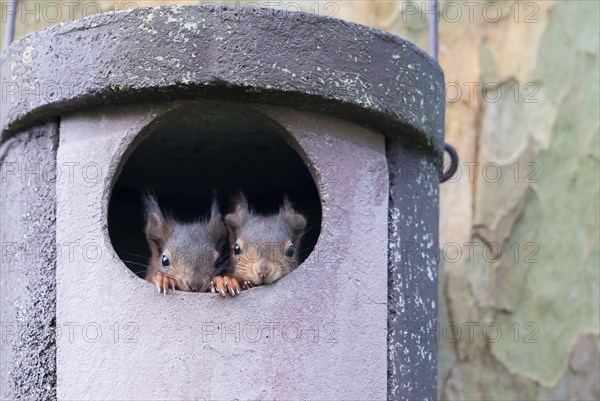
[152,272,175,295]
[211,276,241,297]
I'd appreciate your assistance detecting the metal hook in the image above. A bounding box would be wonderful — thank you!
[440,143,459,183]
[427,0,458,184]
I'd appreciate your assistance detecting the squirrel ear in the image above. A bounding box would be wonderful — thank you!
[281,195,307,242]
[207,196,227,245]
[143,193,171,254]
[224,191,249,234]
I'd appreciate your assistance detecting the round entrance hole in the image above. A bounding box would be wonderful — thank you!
[107,104,322,287]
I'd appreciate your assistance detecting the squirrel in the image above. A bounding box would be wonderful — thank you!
[211,192,307,297]
[143,193,227,294]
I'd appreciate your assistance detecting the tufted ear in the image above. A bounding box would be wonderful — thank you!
[143,193,172,254]
[281,195,307,243]
[224,191,249,237]
[207,195,227,247]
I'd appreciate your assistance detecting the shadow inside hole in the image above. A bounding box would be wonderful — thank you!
[108,105,322,279]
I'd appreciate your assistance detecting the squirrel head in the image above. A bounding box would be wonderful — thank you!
[224,192,307,286]
[144,193,227,292]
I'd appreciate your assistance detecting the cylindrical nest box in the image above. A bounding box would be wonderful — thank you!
[0,6,444,401]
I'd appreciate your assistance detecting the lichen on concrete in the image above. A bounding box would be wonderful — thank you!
[0,5,444,155]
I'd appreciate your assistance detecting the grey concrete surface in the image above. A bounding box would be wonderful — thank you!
[55,102,389,400]
[0,5,444,154]
[388,139,440,400]
[0,122,58,400]
[0,6,446,400]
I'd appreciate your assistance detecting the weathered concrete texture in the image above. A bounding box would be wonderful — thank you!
[0,6,446,399]
[0,5,444,154]
[56,102,389,400]
[387,139,440,401]
[0,122,58,400]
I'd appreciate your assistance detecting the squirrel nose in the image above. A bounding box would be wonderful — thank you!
[189,279,208,292]
[257,263,272,279]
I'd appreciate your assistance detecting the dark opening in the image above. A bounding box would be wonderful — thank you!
[107,104,322,280]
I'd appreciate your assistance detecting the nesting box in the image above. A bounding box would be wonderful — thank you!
[0,6,444,401]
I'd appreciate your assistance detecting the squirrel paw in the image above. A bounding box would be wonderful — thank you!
[211,276,241,297]
[151,272,176,295]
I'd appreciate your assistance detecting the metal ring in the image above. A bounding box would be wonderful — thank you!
[440,143,459,183]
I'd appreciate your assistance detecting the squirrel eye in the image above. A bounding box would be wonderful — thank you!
[286,244,295,257]
[233,243,241,255]
[161,254,170,267]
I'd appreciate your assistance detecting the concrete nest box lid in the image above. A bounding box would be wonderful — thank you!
[0,5,445,152]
